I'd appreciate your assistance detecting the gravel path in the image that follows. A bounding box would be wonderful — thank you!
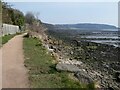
[1,34,29,88]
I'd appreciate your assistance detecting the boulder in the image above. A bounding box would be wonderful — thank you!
[56,63,81,72]
[115,72,120,82]
[74,71,93,84]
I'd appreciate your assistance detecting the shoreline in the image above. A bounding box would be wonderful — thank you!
[28,31,120,89]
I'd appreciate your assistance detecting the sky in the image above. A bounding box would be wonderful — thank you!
[4,0,119,27]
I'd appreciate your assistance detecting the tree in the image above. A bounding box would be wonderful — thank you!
[12,9,25,28]
[2,1,25,27]
[2,2,12,9]
[25,12,35,25]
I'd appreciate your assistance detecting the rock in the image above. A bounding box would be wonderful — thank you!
[56,63,81,72]
[118,74,120,79]
[115,72,120,82]
[70,51,74,55]
[74,71,94,84]
[49,45,54,49]
[69,58,72,60]
[57,48,61,51]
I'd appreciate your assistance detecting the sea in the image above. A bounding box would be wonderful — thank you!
[80,29,119,47]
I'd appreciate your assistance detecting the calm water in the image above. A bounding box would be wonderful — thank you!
[81,36,119,39]
[81,31,119,47]
[87,40,120,47]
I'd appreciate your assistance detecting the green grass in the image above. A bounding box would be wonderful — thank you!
[23,36,95,89]
[0,32,23,46]
[0,34,15,47]
[23,37,84,88]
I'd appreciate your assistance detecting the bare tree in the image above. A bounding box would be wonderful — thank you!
[25,12,35,24]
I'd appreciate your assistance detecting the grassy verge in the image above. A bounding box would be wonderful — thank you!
[0,32,23,46]
[23,37,84,88]
[0,34,15,47]
[23,36,95,89]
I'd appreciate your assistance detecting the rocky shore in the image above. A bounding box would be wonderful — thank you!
[28,31,120,90]
[44,36,120,90]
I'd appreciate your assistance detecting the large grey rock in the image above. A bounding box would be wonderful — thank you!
[56,63,81,72]
[74,71,93,84]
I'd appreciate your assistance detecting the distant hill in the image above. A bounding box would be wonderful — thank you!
[43,23,55,29]
[54,23,117,30]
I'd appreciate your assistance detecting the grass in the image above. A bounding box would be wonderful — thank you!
[23,36,95,89]
[0,34,15,47]
[0,32,24,46]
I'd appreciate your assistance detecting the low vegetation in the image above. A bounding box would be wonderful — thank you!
[23,36,95,88]
[0,32,23,47]
[0,34,15,46]
[2,2,25,28]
